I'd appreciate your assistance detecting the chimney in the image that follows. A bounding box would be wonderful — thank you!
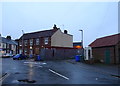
[64,30,68,34]
[53,24,57,29]
[6,36,11,40]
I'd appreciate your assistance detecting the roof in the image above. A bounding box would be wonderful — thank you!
[89,33,120,48]
[73,42,82,46]
[0,37,18,45]
[19,28,59,40]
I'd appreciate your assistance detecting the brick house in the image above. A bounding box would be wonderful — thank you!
[89,33,120,64]
[0,35,18,55]
[18,25,73,56]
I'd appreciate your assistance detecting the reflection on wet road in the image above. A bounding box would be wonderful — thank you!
[1,58,119,85]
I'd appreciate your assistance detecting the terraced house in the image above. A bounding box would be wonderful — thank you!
[18,25,73,56]
[0,35,18,55]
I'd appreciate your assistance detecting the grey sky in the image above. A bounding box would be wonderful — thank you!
[1,2,118,47]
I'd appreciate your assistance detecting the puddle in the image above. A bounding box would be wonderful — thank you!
[12,80,19,83]
[42,63,47,65]
[18,79,36,83]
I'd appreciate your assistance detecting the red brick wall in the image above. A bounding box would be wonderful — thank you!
[18,36,51,55]
[92,46,116,64]
[40,48,81,60]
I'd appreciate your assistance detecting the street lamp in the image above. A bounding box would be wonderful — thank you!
[22,30,24,54]
[79,29,83,48]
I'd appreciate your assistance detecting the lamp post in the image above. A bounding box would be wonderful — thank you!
[79,29,84,61]
[22,30,24,54]
[79,29,83,48]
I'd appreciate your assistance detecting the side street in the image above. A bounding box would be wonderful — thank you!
[0,24,120,85]
[0,1,120,85]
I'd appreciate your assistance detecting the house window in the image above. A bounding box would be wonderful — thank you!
[7,44,9,48]
[2,43,4,48]
[44,37,48,45]
[3,43,6,48]
[19,49,22,54]
[36,38,39,45]
[24,40,28,46]
[3,44,4,48]
[30,39,33,46]
[24,48,27,55]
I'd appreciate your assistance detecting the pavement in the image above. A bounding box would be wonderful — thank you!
[66,59,120,77]
[1,58,120,85]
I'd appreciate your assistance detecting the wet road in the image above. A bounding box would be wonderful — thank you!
[1,58,119,85]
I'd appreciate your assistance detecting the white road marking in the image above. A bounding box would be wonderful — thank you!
[49,69,69,80]
[42,63,47,65]
[24,62,46,65]
[38,66,43,68]
[0,73,10,82]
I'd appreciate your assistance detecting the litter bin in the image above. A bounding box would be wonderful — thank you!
[29,54,33,58]
[37,55,41,61]
[75,55,81,62]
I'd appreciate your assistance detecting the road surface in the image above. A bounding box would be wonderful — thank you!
[1,58,119,85]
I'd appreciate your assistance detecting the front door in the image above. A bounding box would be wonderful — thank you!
[105,49,110,64]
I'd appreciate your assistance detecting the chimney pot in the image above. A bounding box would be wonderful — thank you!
[64,30,68,34]
[53,24,57,29]
[6,36,11,40]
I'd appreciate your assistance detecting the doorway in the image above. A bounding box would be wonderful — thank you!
[105,49,111,64]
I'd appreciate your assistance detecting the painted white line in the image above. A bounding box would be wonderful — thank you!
[49,69,69,80]
[24,62,47,65]
[0,73,10,82]
[38,66,43,68]
[42,63,47,65]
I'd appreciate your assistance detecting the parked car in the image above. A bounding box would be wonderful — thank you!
[2,53,13,58]
[13,54,28,60]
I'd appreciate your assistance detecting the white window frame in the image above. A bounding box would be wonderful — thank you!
[30,39,33,46]
[7,44,9,48]
[36,38,39,45]
[24,40,28,46]
[44,37,49,45]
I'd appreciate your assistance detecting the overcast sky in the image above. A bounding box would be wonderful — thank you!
[1,2,118,47]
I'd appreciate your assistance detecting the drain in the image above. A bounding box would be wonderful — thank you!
[18,79,36,83]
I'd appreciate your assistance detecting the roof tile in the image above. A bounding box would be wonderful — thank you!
[89,33,120,47]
